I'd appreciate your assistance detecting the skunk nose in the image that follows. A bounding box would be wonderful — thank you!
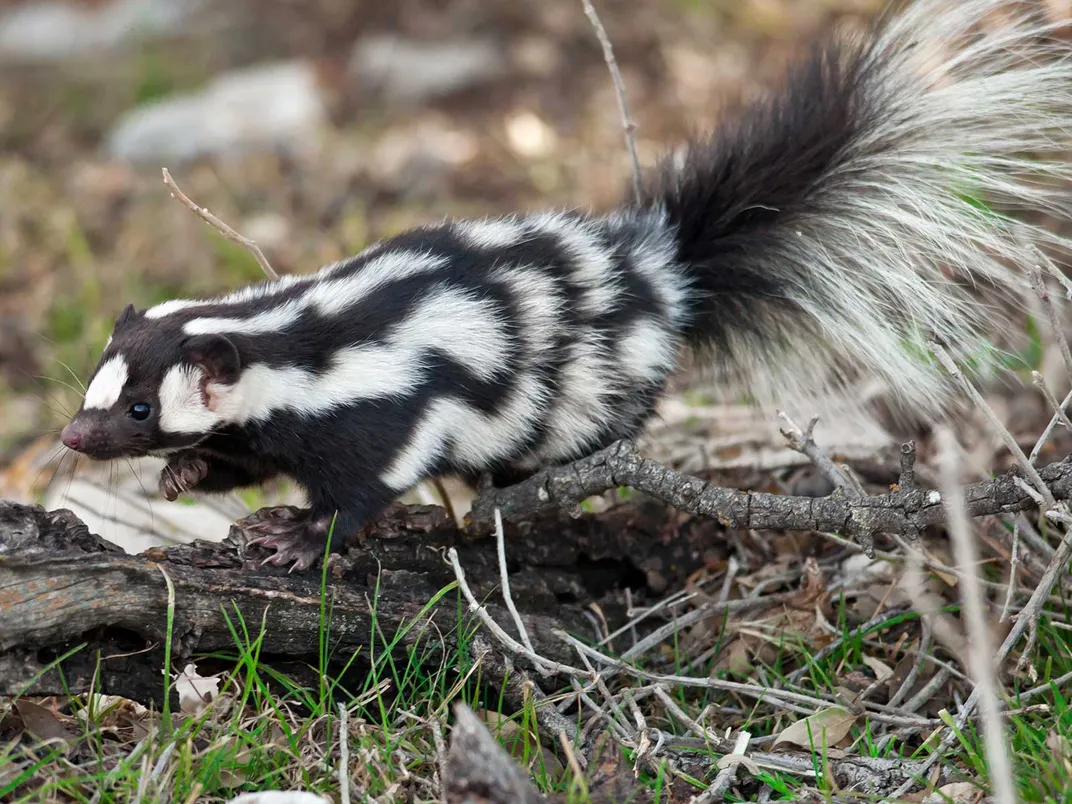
[61,423,84,451]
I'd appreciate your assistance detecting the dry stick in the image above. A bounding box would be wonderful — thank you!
[691,730,753,804]
[1000,520,1022,623]
[1032,372,1072,432]
[160,167,279,281]
[447,547,592,678]
[886,618,933,710]
[652,685,723,744]
[902,666,954,716]
[430,717,448,804]
[1029,387,1072,465]
[777,412,856,494]
[337,703,352,804]
[557,630,935,727]
[891,511,1072,797]
[472,438,1072,548]
[936,428,1017,804]
[558,731,590,800]
[929,341,1054,508]
[493,508,538,660]
[579,0,643,204]
[1031,265,1072,386]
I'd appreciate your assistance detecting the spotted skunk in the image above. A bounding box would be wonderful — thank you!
[61,0,1072,570]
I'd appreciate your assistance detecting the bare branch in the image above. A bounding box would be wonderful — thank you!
[161,167,279,281]
[579,0,643,204]
[470,439,1072,549]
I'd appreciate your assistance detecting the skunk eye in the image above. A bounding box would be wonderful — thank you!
[129,403,152,421]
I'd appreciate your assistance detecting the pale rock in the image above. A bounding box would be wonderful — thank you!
[0,0,204,62]
[350,34,504,105]
[106,61,326,165]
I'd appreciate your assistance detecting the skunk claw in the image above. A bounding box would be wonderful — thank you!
[240,506,327,572]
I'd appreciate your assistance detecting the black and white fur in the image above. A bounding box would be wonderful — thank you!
[63,0,1072,569]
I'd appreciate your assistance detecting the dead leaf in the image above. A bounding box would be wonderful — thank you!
[923,781,984,803]
[716,638,753,675]
[774,707,857,750]
[14,700,71,745]
[176,663,222,714]
[862,656,894,682]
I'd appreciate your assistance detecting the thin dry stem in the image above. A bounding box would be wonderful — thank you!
[936,427,1017,804]
[691,730,752,803]
[337,703,351,804]
[161,168,279,281]
[493,507,538,661]
[930,341,1054,508]
[1030,387,1072,465]
[1033,372,1072,432]
[447,547,591,678]
[777,412,856,494]
[579,0,643,203]
[1031,267,1072,386]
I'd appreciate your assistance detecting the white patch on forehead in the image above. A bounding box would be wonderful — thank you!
[83,355,129,410]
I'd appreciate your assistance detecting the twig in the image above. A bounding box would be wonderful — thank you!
[161,167,279,281]
[579,0,643,204]
[1029,387,1072,465]
[1001,521,1021,623]
[902,666,954,715]
[474,638,588,754]
[1027,241,1072,299]
[493,508,537,660]
[430,717,448,804]
[930,341,1054,508]
[447,547,591,678]
[935,428,1017,804]
[891,506,1072,797]
[1032,372,1072,432]
[886,619,932,709]
[556,630,935,727]
[691,730,752,804]
[1031,264,1072,386]
[777,412,856,495]
[653,685,722,744]
[337,703,351,804]
[786,607,912,684]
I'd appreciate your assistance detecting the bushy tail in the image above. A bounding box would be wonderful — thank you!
[644,0,1072,414]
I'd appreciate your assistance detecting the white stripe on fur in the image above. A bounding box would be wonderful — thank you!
[455,217,529,249]
[83,354,128,410]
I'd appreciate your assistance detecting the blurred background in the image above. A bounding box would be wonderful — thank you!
[0,0,888,452]
[6,0,1056,550]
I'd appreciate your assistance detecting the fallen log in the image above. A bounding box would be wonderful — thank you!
[0,497,718,708]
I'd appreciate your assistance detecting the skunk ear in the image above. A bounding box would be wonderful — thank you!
[182,334,241,384]
[114,303,138,329]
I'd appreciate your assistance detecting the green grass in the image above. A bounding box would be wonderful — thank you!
[2,538,1071,802]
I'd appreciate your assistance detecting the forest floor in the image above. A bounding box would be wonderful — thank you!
[0,0,1071,802]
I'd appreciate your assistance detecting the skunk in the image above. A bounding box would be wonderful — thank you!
[62,0,1072,570]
